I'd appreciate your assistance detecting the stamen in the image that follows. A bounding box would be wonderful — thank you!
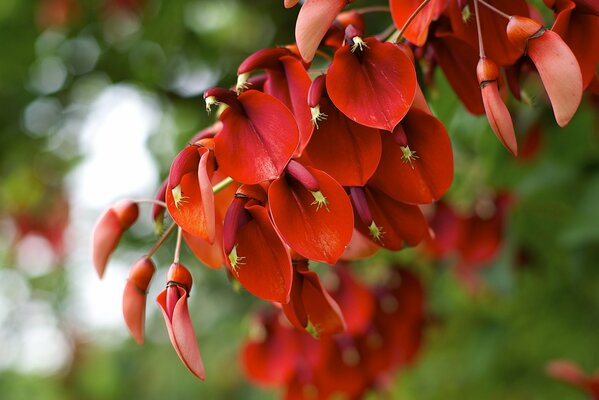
[310,190,330,212]
[351,36,368,53]
[400,145,419,169]
[310,105,328,128]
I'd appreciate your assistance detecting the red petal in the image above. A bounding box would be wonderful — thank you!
[369,109,453,204]
[292,266,346,336]
[327,38,416,131]
[448,0,529,66]
[183,225,224,269]
[91,208,123,278]
[481,80,518,155]
[215,90,299,184]
[225,204,292,303]
[553,4,599,88]
[264,56,314,155]
[156,289,205,380]
[166,151,215,242]
[241,313,298,386]
[295,0,347,62]
[122,280,147,344]
[302,96,382,186]
[390,0,437,46]
[527,29,583,127]
[269,167,354,264]
[546,360,588,388]
[431,30,484,115]
[341,229,380,260]
[353,186,428,250]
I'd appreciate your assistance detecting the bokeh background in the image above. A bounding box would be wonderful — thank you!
[0,0,598,399]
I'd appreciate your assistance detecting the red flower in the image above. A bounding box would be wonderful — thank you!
[282,260,346,337]
[222,192,293,303]
[204,88,300,184]
[268,161,354,264]
[547,360,599,398]
[92,200,139,278]
[327,28,417,131]
[156,263,205,380]
[122,257,155,344]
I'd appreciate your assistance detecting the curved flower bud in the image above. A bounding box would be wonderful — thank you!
[507,15,583,126]
[327,35,416,131]
[122,257,155,344]
[156,263,205,380]
[92,200,139,278]
[477,57,518,156]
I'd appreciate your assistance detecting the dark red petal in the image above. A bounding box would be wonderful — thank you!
[295,0,347,62]
[431,30,484,115]
[264,56,313,155]
[448,0,529,66]
[215,90,299,184]
[156,289,206,380]
[302,96,382,186]
[481,80,518,155]
[552,3,599,88]
[237,47,292,75]
[122,279,148,345]
[269,167,354,264]
[327,38,416,131]
[225,204,292,303]
[91,208,123,278]
[353,187,428,250]
[299,268,346,336]
[166,151,216,243]
[168,146,201,189]
[369,109,453,204]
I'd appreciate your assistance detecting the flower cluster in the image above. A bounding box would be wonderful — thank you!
[242,264,426,399]
[91,0,595,387]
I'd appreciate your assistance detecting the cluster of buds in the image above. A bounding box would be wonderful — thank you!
[242,264,426,399]
[91,0,596,387]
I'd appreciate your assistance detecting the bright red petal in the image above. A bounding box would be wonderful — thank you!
[341,229,380,261]
[156,289,205,380]
[183,224,223,269]
[299,268,346,336]
[215,90,299,184]
[327,38,416,131]
[269,167,354,264]
[390,0,437,46]
[302,96,382,186]
[369,109,453,204]
[225,204,292,303]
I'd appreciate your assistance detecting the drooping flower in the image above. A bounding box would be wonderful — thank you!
[506,15,583,126]
[92,199,139,278]
[122,256,155,344]
[156,262,205,380]
[282,260,346,337]
[477,57,518,155]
